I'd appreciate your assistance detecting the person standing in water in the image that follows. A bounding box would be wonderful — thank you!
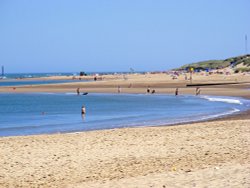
[175,88,179,96]
[81,105,86,115]
[76,88,80,95]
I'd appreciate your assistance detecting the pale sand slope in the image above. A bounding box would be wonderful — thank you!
[0,120,249,188]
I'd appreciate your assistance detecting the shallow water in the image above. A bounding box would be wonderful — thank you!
[0,93,249,137]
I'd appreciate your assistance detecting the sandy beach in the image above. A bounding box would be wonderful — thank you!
[0,72,250,187]
[1,73,250,97]
[0,119,249,187]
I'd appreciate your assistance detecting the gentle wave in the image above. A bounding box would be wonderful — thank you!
[198,108,240,120]
[201,96,243,105]
[130,108,241,129]
[150,108,241,127]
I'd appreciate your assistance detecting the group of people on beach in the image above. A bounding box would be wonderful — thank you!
[115,85,200,96]
[147,86,155,94]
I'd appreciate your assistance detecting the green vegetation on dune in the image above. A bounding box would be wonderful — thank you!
[237,57,250,67]
[180,60,228,69]
[179,54,250,70]
[234,67,250,73]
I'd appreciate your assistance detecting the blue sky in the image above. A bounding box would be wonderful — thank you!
[0,0,249,73]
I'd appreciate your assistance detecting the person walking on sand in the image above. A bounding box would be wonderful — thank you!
[118,86,121,93]
[196,87,201,96]
[76,88,80,95]
[81,105,86,115]
[175,88,179,96]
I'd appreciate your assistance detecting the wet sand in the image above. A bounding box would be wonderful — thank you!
[0,72,250,187]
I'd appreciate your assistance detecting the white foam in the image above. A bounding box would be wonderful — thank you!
[134,108,241,128]
[159,108,241,126]
[201,96,243,105]
[199,108,240,120]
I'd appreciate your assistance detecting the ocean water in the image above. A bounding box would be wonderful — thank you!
[0,79,89,87]
[0,72,77,79]
[0,72,139,86]
[0,72,90,86]
[0,93,249,137]
[0,72,143,79]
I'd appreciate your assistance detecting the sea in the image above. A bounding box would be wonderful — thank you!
[1,72,134,79]
[0,72,77,79]
[0,93,249,137]
[0,72,137,86]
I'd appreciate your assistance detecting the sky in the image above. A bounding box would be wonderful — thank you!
[0,0,250,73]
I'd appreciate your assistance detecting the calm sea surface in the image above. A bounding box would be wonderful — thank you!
[0,72,137,86]
[0,72,89,86]
[0,93,249,137]
[0,79,89,87]
[1,72,77,79]
[0,72,139,79]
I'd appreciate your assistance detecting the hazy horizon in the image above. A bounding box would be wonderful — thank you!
[1,0,249,73]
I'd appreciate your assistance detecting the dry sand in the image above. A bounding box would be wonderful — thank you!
[0,120,249,187]
[0,72,250,187]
